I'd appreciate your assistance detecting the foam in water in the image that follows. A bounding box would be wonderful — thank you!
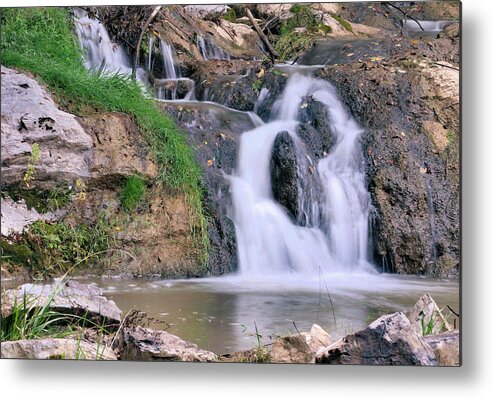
[231,72,373,276]
[403,20,454,32]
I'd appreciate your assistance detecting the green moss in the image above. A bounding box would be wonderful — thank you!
[1,7,209,267]
[331,13,353,32]
[1,240,35,265]
[121,175,147,211]
[275,31,315,61]
[289,4,310,14]
[223,8,237,23]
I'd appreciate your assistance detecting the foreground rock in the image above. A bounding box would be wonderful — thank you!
[408,293,453,335]
[117,326,216,362]
[1,338,117,360]
[424,330,460,366]
[270,324,332,364]
[1,280,122,327]
[316,312,437,365]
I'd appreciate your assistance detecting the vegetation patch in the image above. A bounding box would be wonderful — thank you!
[2,186,73,214]
[331,13,353,32]
[1,7,209,267]
[120,175,147,211]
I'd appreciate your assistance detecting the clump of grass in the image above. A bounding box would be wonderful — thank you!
[1,8,209,266]
[120,174,146,211]
[275,31,316,61]
[331,13,353,32]
[3,186,73,214]
[223,7,237,23]
[26,216,115,276]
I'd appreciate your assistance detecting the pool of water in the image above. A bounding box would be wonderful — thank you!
[78,273,459,355]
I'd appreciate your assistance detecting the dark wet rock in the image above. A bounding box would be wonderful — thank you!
[424,330,460,366]
[316,312,437,365]
[158,101,259,275]
[297,96,334,159]
[270,131,299,220]
[117,326,216,362]
[318,46,459,277]
[1,338,117,360]
[1,280,122,327]
[154,78,195,100]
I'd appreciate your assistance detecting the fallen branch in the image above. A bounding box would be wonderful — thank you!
[432,62,460,71]
[384,2,425,32]
[132,5,162,78]
[245,7,279,62]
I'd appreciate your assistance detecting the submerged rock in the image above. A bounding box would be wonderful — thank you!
[1,338,117,360]
[117,326,216,362]
[1,280,122,327]
[316,312,437,365]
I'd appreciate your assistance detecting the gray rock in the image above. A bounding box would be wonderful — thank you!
[316,312,437,365]
[118,326,216,362]
[1,66,93,189]
[408,293,453,336]
[1,338,117,360]
[1,280,121,327]
[424,330,460,366]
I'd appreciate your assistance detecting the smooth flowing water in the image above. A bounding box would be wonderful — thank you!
[231,71,372,276]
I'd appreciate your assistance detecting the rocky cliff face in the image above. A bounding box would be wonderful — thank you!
[317,28,460,277]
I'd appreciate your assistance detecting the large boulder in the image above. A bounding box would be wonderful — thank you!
[408,293,453,336]
[1,66,93,189]
[316,312,437,365]
[117,326,216,362]
[424,330,460,366]
[1,280,122,327]
[270,131,299,220]
[1,338,117,360]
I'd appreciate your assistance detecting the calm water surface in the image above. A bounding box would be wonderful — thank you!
[80,273,459,354]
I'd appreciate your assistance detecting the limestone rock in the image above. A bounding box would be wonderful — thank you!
[1,280,122,327]
[303,324,332,352]
[269,335,314,364]
[408,293,453,336]
[118,326,216,362]
[316,312,437,365]
[78,112,158,181]
[1,338,117,360]
[1,66,92,189]
[424,330,460,366]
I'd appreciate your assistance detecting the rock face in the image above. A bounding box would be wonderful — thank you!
[316,312,437,365]
[408,293,453,336]
[269,335,314,364]
[79,112,158,182]
[1,280,122,327]
[118,326,216,362]
[1,66,93,189]
[1,338,117,360]
[318,36,460,277]
[270,131,299,220]
[424,330,460,366]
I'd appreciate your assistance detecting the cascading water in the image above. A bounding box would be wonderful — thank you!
[74,8,132,75]
[159,39,181,79]
[198,34,231,61]
[231,71,373,276]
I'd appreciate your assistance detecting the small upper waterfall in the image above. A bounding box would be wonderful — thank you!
[231,71,373,276]
[198,34,231,61]
[74,8,132,75]
[159,39,181,79]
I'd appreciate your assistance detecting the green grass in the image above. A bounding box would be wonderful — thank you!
[121,175,147,211]
[1,7,209,266]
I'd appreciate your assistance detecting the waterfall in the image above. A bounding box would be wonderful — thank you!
[198,34,231,61]
[159,39,181,79]
[73,8,132,75]
[231,72,373,276]
[403,19,454,32]
[147,36,155,71]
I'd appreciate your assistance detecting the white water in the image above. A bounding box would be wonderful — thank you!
[74,9,132,75]
[159,39,181,79]
[403,20,454,32]
[198,34,231,61]
[231,72,372,276]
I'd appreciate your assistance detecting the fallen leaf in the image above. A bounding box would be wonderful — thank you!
[369,57,383,62]
[256,68,265,78]
[347,53,355,57]
[207,159,213,167]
